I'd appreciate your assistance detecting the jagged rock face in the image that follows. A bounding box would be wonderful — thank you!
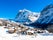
[14,9,40,24]
[29,4,53,29]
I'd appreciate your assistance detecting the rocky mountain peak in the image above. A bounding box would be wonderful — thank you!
[15,9,40,24]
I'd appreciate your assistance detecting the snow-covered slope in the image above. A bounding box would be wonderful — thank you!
[0,26,53,40]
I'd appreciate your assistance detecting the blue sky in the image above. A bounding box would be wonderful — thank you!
[0,0,53,19]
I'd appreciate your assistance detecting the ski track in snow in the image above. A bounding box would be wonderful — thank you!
[0,26,53,40]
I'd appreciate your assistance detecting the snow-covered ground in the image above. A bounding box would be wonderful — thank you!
[0,26,53,40]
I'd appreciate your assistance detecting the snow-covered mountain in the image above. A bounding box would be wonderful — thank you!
[14,9,40,24]
[29,4,53,30]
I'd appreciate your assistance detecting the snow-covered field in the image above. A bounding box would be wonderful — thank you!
[0,26,53,40]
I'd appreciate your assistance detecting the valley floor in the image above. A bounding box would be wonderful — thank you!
[0,26,53,40]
